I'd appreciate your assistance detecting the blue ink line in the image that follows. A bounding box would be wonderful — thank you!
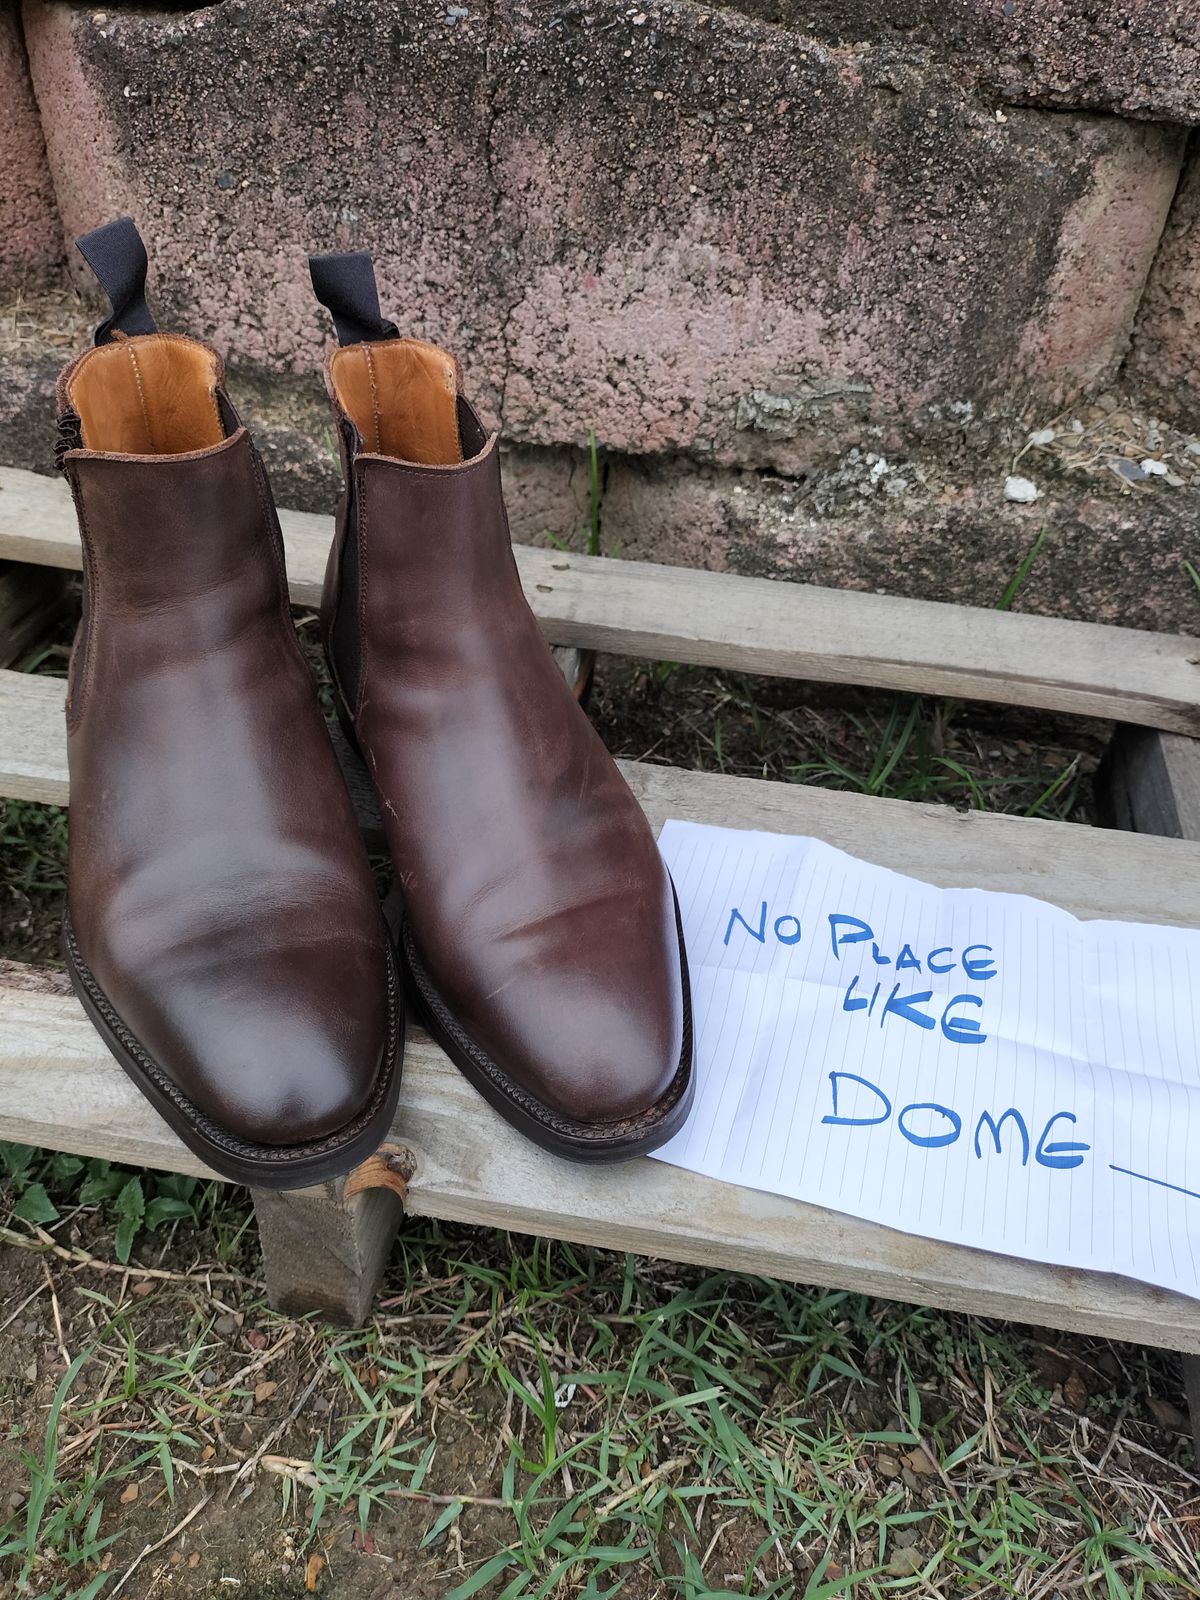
[1109,1164,1200,1203]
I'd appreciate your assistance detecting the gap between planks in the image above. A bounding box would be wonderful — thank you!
[1,464,1197,733]
[4,664,1200,925]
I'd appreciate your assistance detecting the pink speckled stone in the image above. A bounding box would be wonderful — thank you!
[726,2,1200,125]
[1129,147,1200,429]
[0,6,61,292]
[21,0,1186,476]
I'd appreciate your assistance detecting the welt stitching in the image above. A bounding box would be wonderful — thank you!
[355,460,368,719]
[125,342,156,453]
[362,346,383,454]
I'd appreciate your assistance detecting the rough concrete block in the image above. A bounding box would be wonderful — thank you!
[602,449,1200,634]
[23,0,1184,477]
[493,4,1182,472]
[0,3,61,293]
[1128,143,1200,431]
[725,3,1200,125]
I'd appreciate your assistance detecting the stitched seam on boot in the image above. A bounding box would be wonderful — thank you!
[354,459,369,720]
[124,341,157,454]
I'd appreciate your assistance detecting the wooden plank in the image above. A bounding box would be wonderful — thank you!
[7,662,1200,925]
[0,668,66,804]
[1184,1354,1200,1461]
[2,973,1198,1351]
[2,465,1197,733]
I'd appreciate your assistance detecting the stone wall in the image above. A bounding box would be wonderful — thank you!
[0,3,60,294]
[3,0,1198,630]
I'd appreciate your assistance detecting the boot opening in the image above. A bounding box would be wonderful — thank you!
[66,334,226,455]
[329,339,463,465]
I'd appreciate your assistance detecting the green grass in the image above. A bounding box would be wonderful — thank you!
[3,1212,1194,1598]
[543,431,603,558]
[996,526,1047,613]
[786,695,1087,818]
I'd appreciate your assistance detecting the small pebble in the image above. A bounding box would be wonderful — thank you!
[1139,458,1168,476]
[1027,427,1056,446]
[214,1315,237,1336]
[1003,475,1040,503]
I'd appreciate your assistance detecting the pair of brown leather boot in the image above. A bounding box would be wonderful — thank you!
[57,220,693,1188]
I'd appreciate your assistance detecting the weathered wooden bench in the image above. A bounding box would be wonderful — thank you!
[2,462,1199,1439]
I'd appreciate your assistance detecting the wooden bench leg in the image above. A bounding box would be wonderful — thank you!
[1182,1354,1200,1464]
[251,1179,404,1327]
[1103,726,1200,1459]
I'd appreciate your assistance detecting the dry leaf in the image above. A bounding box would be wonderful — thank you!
[902,1446,938,1475]
[254,1380,278,1404]
[305,1553,326,1592]
[119,1482,139,1504]
[201,1444,215,1462]
[1063,1371,1088,1412]
[1147,1396,1186,1430]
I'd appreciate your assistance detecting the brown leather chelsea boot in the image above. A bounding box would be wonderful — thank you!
[309,251,693,1162]
[57,220,402,1188]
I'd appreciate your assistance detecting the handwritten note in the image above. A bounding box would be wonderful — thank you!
[653,820,1200,1299]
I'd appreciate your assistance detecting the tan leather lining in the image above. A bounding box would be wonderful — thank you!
[66,334,225,455]
[329,340,461,465]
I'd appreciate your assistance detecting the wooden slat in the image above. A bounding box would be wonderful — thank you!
[1106,727,1200,843]
[0,667,66,804]
[2,465,1197,733]
[2,973,1198,1351]
[6,661,1200,924]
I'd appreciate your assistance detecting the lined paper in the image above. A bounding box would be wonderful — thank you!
[652,820,1200,1299]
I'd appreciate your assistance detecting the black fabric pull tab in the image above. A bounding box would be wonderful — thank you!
[309,251,398,346]
[75,217,157,346]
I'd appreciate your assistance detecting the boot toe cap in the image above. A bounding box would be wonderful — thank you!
[88,932,393,1149]
[444,956,688,1129]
